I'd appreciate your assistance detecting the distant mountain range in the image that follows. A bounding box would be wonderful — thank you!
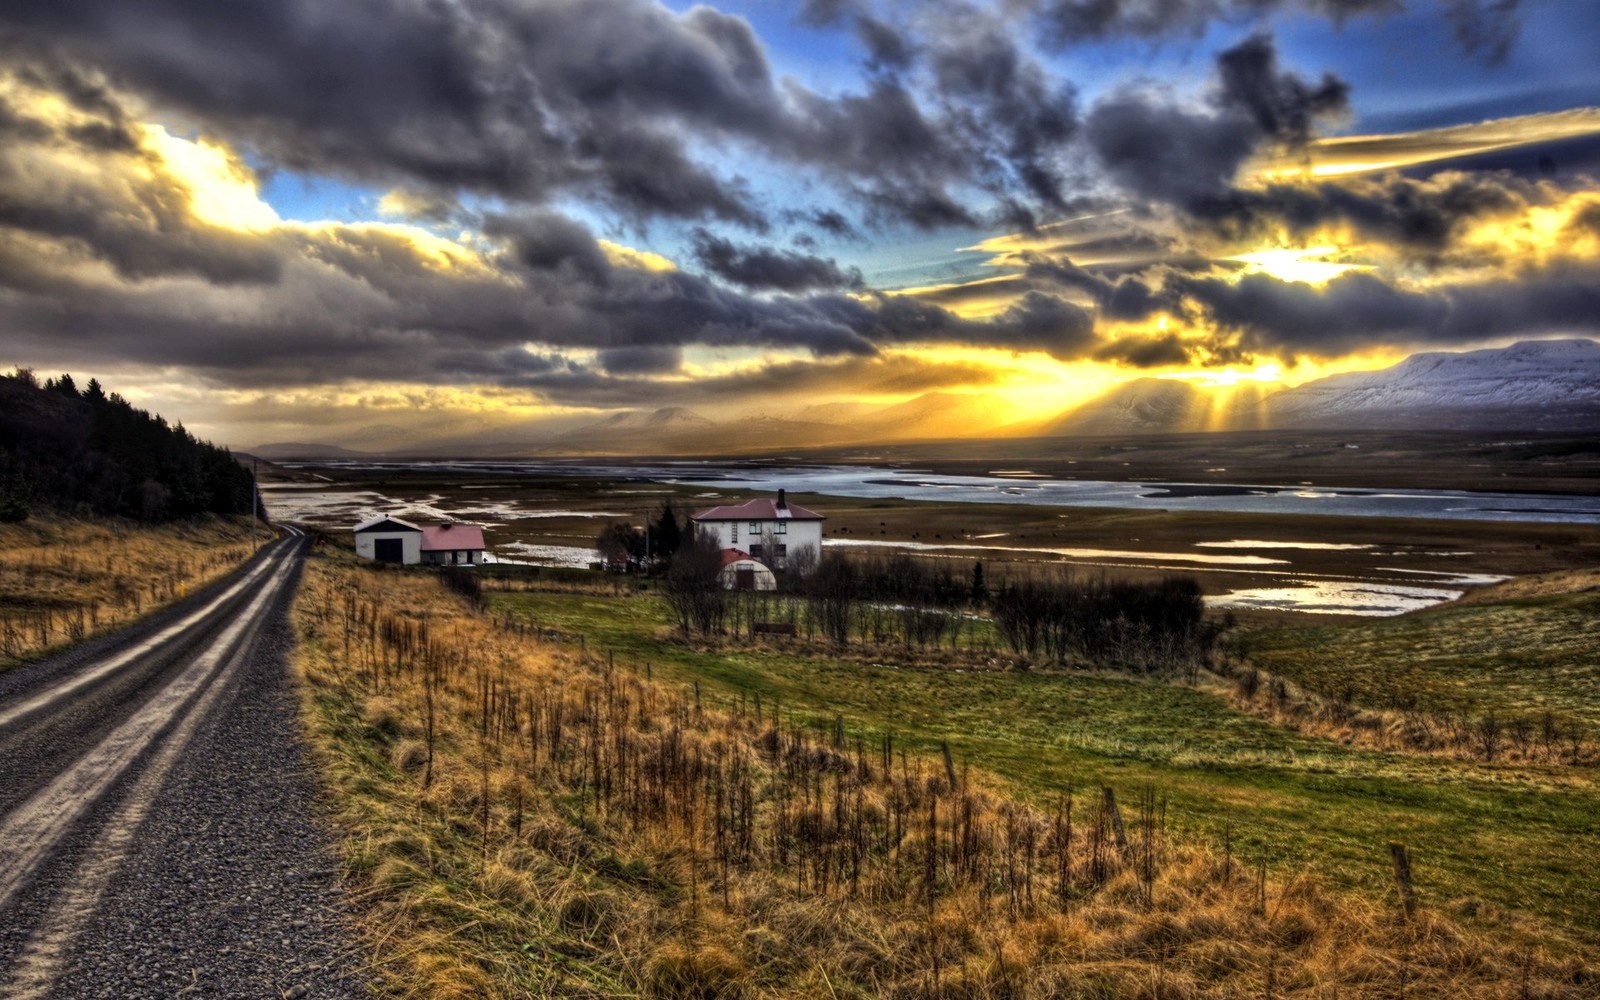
[251,339,1600,458]
[1259,339,1600,430]
[1030,339,1600,436]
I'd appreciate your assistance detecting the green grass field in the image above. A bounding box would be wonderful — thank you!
[1240,589,1600,726]
[489,587,1600,947]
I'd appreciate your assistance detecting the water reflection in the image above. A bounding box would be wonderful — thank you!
[1205,582,1467,616]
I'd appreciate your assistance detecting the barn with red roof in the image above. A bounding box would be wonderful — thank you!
[353,514,485,566]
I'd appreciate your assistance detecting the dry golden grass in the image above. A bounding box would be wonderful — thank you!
[0,513,262,666]
[1456,568,1600,605]
[293,550,1597,999]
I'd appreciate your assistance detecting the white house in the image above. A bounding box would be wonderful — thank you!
[353,515,423,564]
[421,522,486,566]
[691,490,823,575]
[353,515,486,566]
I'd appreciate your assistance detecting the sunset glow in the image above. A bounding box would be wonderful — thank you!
[0,4,1595,450]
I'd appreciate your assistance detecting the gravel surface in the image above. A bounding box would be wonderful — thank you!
[0,542,383,998]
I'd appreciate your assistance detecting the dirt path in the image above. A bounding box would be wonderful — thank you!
[0,529,376,998]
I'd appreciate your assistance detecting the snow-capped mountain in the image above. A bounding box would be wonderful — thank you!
[1262,339,1600,429]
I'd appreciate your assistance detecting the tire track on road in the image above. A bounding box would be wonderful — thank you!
[0,545,283,732]
[0,527,335,998]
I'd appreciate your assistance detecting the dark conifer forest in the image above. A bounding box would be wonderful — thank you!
[0,369,259,522]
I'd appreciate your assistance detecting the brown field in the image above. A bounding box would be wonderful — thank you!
[0,513,263,667]
[293,546,1599,998]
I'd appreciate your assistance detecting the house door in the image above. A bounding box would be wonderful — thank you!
[375,538,404,563]
[736,568,755,590]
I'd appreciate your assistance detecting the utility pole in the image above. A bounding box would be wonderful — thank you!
[252,457,260,551]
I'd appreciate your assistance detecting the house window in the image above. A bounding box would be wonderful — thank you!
[750,520,761,533]
[774,521,786,534]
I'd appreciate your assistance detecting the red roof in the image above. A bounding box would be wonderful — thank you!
[420,522,485,551]
[720,548,752,567]
[692,497,823,522]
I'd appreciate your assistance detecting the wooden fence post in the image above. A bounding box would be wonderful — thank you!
[1102,787,1131,860]
[1390,842,1416,920]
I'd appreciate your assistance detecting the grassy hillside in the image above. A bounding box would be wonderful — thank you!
[1239,576,1600,727]
[0,513,262,667]
[292,552,1598,998]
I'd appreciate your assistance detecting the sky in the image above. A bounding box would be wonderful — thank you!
[2,0,1599,449]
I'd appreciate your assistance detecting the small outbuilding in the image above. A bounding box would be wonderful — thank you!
[353,515,424,564]
[421,521,486,566]
[718,549,778,591]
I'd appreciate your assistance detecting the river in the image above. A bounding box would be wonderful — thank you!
[289,459,1600,525]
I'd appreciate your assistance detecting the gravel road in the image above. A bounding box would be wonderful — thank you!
[0,529,380,998]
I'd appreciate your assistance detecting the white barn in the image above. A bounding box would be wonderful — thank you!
[354,516,487,566]
[691,490,823,574]
[353,515,423,564]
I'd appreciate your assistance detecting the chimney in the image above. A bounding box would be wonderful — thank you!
[777,488,787,510]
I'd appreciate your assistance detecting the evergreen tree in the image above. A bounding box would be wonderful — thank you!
[653,501,683,561]
[0,370,259,522]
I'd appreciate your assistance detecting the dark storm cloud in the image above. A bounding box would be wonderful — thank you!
[0,88,1129,388]
[0,0,791,226]
[824,287,1100,360]
[1095,333,1193,367]
[1024,255,1178,322]
[482,212,614,285]
[1077,32,1552,263]
[788,77,987,229]
[1087,34,1349,210]
[596,345,683,376]
[690,229,863,292]
[1215,35,1349,149]
[1172,264,1600,357]
[856,15,917,72]
[1034,0,1399,46]
[1086,94,1261,209]
[1195,170,1542,263]
[928,26,1080,220]
[0,0,1085,233]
